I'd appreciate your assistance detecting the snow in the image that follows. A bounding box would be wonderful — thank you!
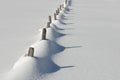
[1,0,120,80]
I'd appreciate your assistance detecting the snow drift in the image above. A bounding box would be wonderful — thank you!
[1,0,72,80]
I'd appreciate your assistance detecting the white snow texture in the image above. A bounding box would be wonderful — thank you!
[0,0,120,80]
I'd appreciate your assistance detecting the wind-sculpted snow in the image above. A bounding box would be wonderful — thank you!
[46,27,65,40]
[31,40,65,58]
[1,0,73,80]
[3,26,66,80]
[7,0,120,80]
[5,57,60,80]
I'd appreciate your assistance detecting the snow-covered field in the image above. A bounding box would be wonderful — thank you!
[1,0,120,80]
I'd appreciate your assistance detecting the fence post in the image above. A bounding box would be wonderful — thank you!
[42,28,46,40]
[62,4,64,8]
[49,16,52,23]
[65,0,67,4]
[47,22,50,28]
[54,13,57,20]
[56,10,58,15]
[58,8,60,14]
[28,47,34,57]
[60,5,62,10]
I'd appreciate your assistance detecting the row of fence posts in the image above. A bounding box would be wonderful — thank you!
[28,0,68,57]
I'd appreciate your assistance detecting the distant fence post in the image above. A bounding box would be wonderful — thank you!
[54,13,57,20]
[62,4,64,8]
[65,0,67,4]
[60,5,62,10]
[47,22,50,28]
[56,10,58,15]
[42,28,46,40]
[49,16,52,23]
[58,8,60,14]
[28,47,34,57]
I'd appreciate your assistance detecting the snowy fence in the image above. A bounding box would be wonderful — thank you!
[28,0,69,57]
[3,0,72,80]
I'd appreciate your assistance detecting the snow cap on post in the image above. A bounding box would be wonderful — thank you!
[42,28,46,40]
[28,47,34,57]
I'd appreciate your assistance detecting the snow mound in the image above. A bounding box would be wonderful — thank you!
[1,0,72,80]
[46,27,65,40]
[30,40,65,58]
[5,56,60,80]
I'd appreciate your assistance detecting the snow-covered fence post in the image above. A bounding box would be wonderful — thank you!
[56,10,58,15]
[60,5,62,10]
[49,16,52,23]
[54,13,57,20]
[47,22,50,28]
[65,0,67,4]
[28,47,34,57]
[42,28,46,40]
[58,8,60,14]
[62,4,64,8]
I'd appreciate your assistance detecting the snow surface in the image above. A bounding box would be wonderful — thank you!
[1,0,120,80]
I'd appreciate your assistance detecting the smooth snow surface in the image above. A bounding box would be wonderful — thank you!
[1,0,120,80]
